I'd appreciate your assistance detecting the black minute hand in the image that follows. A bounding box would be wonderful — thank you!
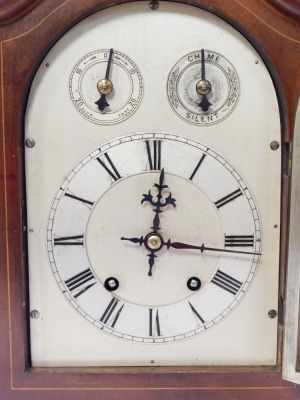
[164,239,261,256]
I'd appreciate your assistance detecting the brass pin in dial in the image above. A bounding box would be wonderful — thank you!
[146,234,162,250]
[196,79,212,95]
[97,79,113,95]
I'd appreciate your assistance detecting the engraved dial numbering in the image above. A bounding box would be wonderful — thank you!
[167,49,240,126]
[69,49,143,125]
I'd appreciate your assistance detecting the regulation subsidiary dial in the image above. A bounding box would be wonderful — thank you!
[69,49,143,125]
[167,49,240,126]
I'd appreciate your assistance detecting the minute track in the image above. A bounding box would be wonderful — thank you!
[48,132,262,343]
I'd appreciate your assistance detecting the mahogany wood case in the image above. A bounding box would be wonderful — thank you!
[0,0,299,399]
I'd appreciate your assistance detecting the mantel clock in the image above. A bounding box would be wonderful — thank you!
[0,0,300,399]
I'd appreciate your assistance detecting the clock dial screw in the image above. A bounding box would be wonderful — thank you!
[149,1,159,10]
[25,138,35,148]
[268,309,277,319]
[270,141,280,151]
[104,277,119,291]
[30,310,40,319]
[187,277,201,291]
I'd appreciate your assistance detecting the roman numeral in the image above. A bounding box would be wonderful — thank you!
[225,235,254,247]
[211,270,243,295]
[149,308,161,336]
[189,154,206,181]
[97,153,121,181]
[214,188,243,209]
[64,192,94,207]
[54,235,84,246]
[189,302,205,324]
[64,268,96,298]
[100,297,124,328]
[146,140,162,170]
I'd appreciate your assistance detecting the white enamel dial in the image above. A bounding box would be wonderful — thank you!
[48,133,260,343]
[26,1,281,367]
[167,50,239,125]
[69,49,143,125]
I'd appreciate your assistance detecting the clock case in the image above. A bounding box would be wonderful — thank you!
[0,0,299,399]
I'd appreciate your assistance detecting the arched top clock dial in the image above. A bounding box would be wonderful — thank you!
[25,1,281,367]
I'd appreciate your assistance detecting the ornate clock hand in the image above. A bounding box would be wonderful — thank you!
[121,233,162,250]
[121,236,144,246]
[140,170,176,275]
[141,169,176,232]
[121,233,163,276]
[196,49,212,112]
[147,252,157,277]
[95,48,114,111]
[164,239,261,256]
